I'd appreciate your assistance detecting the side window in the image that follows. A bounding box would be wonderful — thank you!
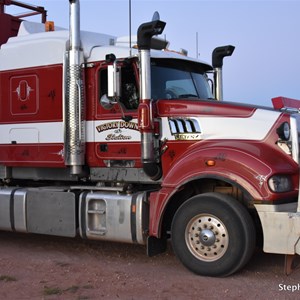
[99,68,108,96]
[120,66,139,110]
[99,64,139,110]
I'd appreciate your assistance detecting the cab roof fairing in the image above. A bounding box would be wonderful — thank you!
[87,45,213,71]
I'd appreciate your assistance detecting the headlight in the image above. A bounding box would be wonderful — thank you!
[277,122,290,141]
[268,175,292,192]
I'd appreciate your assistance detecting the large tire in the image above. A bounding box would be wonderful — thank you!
[171,192,256,277]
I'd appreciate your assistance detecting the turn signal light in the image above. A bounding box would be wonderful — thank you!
[206,160,216,167]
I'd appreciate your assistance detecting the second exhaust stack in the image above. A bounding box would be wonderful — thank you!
[64,0,85,175]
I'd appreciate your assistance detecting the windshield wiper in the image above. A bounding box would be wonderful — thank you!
[179,94,199,98]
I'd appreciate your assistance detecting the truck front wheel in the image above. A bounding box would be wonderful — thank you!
[171,192,255,277]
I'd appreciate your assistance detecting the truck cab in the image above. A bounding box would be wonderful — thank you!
[1,0,300,277]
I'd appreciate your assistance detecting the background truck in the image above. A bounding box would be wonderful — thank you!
[1,0,300,277]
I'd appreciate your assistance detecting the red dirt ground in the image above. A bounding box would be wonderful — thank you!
[1,231,300,299]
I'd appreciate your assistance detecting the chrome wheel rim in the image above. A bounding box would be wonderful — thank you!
[185,214,229,262]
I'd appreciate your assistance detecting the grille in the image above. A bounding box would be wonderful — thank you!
[169,118,201,135]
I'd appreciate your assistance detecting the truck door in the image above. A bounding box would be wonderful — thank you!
[89,61,142,169]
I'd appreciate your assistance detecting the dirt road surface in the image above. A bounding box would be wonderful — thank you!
[0,231,300,300]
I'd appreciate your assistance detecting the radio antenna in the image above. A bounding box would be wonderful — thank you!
[129,0,132,56]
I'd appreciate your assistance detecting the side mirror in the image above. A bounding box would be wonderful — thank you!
[100,94,117,110]
[107,62,121,98]
[207,77,214,98]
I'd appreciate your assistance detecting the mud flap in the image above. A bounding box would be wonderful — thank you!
[147,236,167,257]
[284,254,300,275]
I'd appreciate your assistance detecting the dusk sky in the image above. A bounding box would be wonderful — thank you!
[6,0,300,107]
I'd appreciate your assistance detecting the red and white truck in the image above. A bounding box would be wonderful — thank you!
[1,0,300,277]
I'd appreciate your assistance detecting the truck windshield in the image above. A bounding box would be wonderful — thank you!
[151,59,213,100]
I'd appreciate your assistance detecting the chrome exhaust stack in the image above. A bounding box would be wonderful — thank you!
[137,18,165,180]
[64,0,85,175]
[212,45,235,101]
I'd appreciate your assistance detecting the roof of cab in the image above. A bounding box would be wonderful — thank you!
[0,20,212,71]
